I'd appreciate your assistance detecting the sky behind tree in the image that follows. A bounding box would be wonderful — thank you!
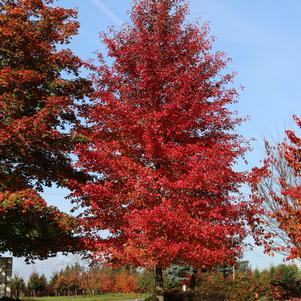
[13,0,301,279]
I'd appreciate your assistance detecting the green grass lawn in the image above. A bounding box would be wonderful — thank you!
[23,293,148,301]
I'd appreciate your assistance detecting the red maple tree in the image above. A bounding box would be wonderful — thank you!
[72,0,250,294]
[252,116,301,260]
[0,0,89,259]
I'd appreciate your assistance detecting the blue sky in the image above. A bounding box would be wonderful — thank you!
[13,0,301,279]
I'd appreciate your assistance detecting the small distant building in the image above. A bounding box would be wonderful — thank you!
[0,257,12,298]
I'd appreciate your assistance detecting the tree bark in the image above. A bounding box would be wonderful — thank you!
[189,268,198,291]
[155,265,164,301]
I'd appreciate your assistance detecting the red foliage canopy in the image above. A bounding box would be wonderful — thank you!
[72,0,250,270]
[0,0,89,259]
[252,116,301,260]
[0,0,89,192]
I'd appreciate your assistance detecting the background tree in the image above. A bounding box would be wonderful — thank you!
[49,272,59,296]
[62,264,83,295]
[0,0,90,259]
[252,117,301,260]
[72,0,251,297]
[96,267,114,294]
[136,269,154,294]
[52,272,69,296]
[166,265,193,289]
[113,271,137,293]
[51,264,83,296]
[28,272,47,297]
[11,274,26,298]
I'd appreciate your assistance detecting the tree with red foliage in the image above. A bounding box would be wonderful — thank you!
[252,116,301,260]
[79,266,114,295]
[97,268,114,294]
[0,0,89,260]
[72,0,250,296]
[114,271,137,293]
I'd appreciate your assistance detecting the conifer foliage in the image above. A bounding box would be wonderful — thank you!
[73,0,250,291]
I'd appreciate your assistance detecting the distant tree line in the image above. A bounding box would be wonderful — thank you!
[164,263,301,301]
[10,262,301,301]
[11,264,153,298]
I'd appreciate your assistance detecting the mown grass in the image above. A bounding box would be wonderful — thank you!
[23,293,148,301]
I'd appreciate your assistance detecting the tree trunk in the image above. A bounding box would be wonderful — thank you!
[189,268,198,291]
[155,265,164,301]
